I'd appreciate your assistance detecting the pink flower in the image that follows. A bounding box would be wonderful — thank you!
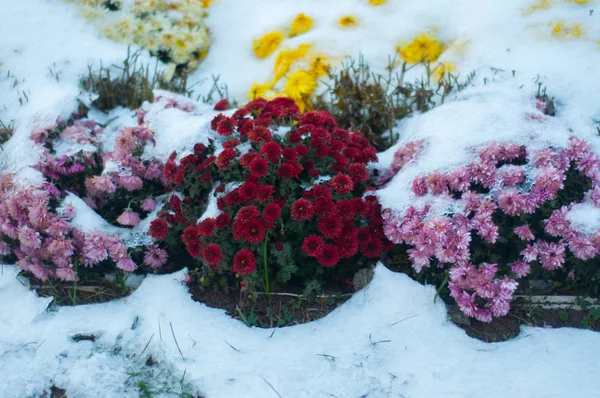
[543,207,570,237]
[568,234,598,260]
[426,171,447,195]
[82,233,109,267]
[513,226,535,241]
[499,166,526,186]
[18,226,42,250]
[141,198,156,212]
[536,241,566,271]
[383,218,403,244]
[117,257,137,272]
[60,124,91,144]
[407,247,430,272]
[411,176,428,196]
[144,161,163,180]
[85,176,116,197]
[56,267,78,281]
[447,167,472,192]
[509,261,531,278]
[498,188,525,216]
[521,244,538,263]
[143,244,168,268]
[118,175,144,191]
[117,210,141,226]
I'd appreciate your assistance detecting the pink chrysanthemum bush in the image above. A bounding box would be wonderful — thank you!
[31,108,167,229]
[150,97,392,293]
[1,95,202,283]
[381,134,600,322]
[0,173,141,281]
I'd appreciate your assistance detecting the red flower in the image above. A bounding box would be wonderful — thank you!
[277,161,302,178]
[313,199,335,216]
[164,159,178,182]
[260,141,282,163]
[338,237,358,259]
[203,243,222,267]
[217,117,235,136]
[257,184,275,203]
[216,212,231,228]
[149,218,169,240]
[308,168,320,178]
[309,184,332,200]
[318,214,342,239]
[182,225,199,246]
[232,249,257,275]
[274,241,284,251]
[242,218,265,244]
[317,244,340,267]
[248,126,272,143]
[240,151,259,168]
[213,99,229,111]
[236,205,260,221]
[224,190,241,207]
[216,148,237,169]
[211,113,225,131]
[348,163,370,183]
[299,110,337,129]
[186,239,202,257]
[194,143,207,153]
[291,199,314,221]
[336,199,356,220]
[360,238,384,258]
[169,195,181,211]
[239,181,258,202]
[356,227,370,242]
[329,173,354,194]
[223,138,241,148]
[295,144,309,157]
[263,202,282,221]
[197,218,216,237]
[282,147,297,161]
[277,162,294,178]
[302,234,324,257]
[332,128,350,141]
[288,131,302,144]
[249,157,268,178]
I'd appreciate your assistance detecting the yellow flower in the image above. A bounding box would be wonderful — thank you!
[569,0,590,4]
[249,82,276,100]
[200,0,213,7]
[369,0,386,5]
[433,63,454,80]
[115,14,136,40]
[289,13,314,37]
[284,70,317,110]
[338,16,359,28]
[397,33,445,64]
[79,4,107,20]
[309,56,329,77]
[253,31,285,59]
[273,44,312,83]
[551,21,584,39]
[523,0,553,15]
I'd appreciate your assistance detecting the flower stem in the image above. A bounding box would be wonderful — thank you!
[434,272,449,303]
[263,232,273,326]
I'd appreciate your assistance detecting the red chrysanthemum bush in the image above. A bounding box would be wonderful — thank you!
[151,97,391,293]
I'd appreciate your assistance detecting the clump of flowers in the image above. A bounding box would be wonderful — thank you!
[249,43,329,111]
[397,33,445,64]
[382,122,600,321]
[550,21,584,39]
[32,106,167,229]
[71,0,211,71]
[0,173,140,282]
[151,98,390,293]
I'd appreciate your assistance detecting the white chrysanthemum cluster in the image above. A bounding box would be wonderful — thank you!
[68,0,211,71]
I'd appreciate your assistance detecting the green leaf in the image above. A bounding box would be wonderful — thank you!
[558,311,569,321]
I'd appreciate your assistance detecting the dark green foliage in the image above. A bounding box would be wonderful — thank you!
[0,119,14,148]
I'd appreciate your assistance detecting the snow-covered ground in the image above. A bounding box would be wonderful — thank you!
[1,0,600,396]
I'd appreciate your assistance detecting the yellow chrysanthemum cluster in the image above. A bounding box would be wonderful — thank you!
[369,0,387,5]
[252,13,315,59]
[249,43,330,111]
[68,0,211,71]
[524,0,592,14]
[432,62,455,81]
[550,21,584,39]
[396,33,445,64]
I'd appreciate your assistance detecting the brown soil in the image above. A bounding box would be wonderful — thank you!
[189,284,351,328]
[30,279,131,307]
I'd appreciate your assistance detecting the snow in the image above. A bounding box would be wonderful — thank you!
[1,263,599,397]
[1,0,600,396]
[567,202,600,235]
